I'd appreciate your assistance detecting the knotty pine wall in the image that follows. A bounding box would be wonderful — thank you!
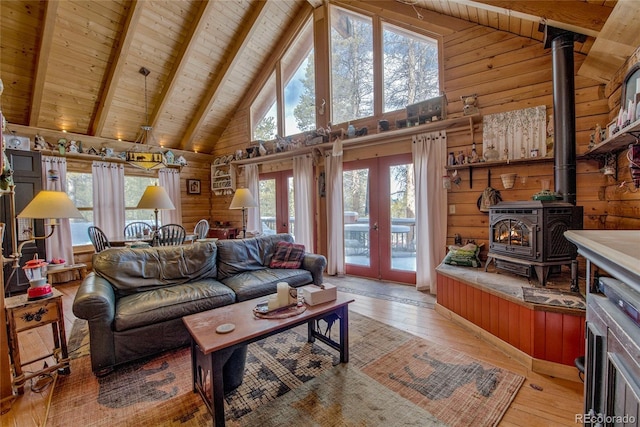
[214,18,639,260]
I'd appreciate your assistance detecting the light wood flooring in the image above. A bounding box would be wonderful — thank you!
[1,279,584,426]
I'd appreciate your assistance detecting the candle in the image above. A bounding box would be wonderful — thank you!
[267,295,279,310]
[277,282,289,307]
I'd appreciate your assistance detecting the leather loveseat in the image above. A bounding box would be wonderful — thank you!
[72,234,326,376]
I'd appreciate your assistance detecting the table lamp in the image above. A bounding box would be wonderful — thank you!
[13,189,84,300]
[136,184,175,230]
[229,188,257,238]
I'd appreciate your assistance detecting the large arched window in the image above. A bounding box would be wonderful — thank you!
[329,5,441,125]
[251,18,315,140]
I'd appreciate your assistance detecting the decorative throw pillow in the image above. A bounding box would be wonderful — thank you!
[443,243,482,267]
[269,241,305,269]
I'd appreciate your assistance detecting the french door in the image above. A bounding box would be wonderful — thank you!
[259,171,294,235]
[343,153,416,283]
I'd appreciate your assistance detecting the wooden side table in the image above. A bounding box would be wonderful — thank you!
[4,288,70,394]
[47,263,88,284]
[207,227,238,240]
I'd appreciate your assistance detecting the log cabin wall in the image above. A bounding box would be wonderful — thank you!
[599,47,640,230]
[213,9,635,260]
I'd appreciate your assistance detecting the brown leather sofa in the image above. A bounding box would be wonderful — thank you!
[72,234,326,376]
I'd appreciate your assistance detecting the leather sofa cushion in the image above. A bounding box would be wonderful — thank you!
[216,234,294,280]
[93,242,217,296]
[114,278,234,331]
[222,268,312,302]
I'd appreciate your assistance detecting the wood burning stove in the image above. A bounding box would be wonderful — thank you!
[485,200,583,287]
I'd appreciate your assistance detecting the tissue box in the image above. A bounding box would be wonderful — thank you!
[299,283,337,306]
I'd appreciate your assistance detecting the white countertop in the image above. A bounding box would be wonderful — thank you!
[565,230,640,291]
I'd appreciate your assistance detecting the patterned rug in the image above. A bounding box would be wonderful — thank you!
[522,287,586,310]
[47,313,524,426]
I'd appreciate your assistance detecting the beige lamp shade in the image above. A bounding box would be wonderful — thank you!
[17,190,84,219]
[229,188,257,210]
[136,185,175,210]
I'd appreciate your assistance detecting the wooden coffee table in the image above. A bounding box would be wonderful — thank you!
[182,293,354,427]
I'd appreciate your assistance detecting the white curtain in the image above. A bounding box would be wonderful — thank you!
[41,156,74,282]
[92,161,125,238]
[244,164,262,235]
[293,155,314,250]
[325,144,344,275]
[159,168,182,226]
[412,131,447,293]
[482,106,547,159]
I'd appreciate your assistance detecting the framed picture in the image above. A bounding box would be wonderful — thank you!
[187,179,201,194]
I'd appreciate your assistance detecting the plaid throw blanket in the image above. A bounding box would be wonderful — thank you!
[270,241,305,269]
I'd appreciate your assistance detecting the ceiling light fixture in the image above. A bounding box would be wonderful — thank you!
[126,67,166,170]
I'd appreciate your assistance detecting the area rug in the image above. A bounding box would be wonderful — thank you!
[47,313,524,426]
[522,287,586,310]
[334,276,435,308]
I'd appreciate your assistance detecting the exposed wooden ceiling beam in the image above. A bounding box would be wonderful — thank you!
[578,1,640,83]
[348,0,465,35]
[29,0,59,126]
[446,0,611,38]
[179,0,270,151]
[149,1,214,133]
[89,0,144,137]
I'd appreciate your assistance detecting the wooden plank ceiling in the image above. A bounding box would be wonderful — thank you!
[0,0,633,155]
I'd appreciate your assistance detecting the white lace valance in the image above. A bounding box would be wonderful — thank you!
[482,106,547,160]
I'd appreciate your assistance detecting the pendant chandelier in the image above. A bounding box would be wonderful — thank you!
[126,66,166,170]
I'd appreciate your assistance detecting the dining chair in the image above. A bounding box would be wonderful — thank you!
[124,221,153,239]
[153,224,186,246]
[88,226,111,253]
[194,219,210,240]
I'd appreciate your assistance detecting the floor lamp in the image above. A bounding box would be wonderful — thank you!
[136,184,175,231]
[229,188,257,238]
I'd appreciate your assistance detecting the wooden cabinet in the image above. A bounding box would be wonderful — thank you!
[585,284,640,426]
[1,150,45,297]
[564,231,640,426]
[211,161,236,196]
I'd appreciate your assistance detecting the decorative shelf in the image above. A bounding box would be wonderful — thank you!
[585,118,640,156]
[445,156,555,188]
[444,155,555,171]
[211,163,236,195]
[232,114,481,167]
[36,149,184,169]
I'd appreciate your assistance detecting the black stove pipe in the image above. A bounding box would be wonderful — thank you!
[543,25,586,206]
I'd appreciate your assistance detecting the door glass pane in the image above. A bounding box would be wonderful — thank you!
[343,168,370,267]
[259,178,276,234]
[389,163,416,271]
[288,176,295,236]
